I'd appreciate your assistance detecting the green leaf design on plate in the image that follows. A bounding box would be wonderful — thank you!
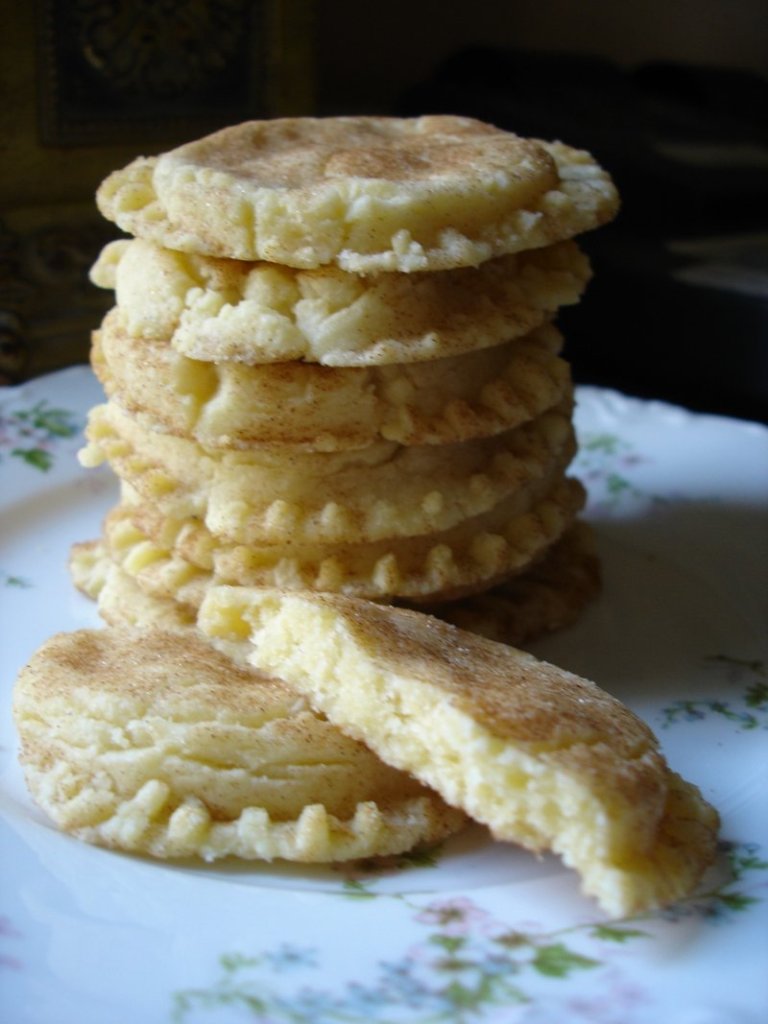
[590,924,649,943]
[1,400,80,472]
[2,573,31,588]
[581,433,622,455]
[429,933,466,954]
[574,431,663,508]
[11,447,53,471]
[660,656,768,731]
[531,942,599,978]
[341,878,378,899]
[336,841,445,897]
[23,402,79,438]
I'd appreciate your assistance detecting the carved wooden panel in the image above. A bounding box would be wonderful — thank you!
[37,0,268,146]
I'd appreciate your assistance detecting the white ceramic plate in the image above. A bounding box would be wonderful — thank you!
[1,367,767,1024]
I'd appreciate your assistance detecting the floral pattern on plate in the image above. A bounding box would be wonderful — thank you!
[0,390,81,473]
[172,838,768,1024]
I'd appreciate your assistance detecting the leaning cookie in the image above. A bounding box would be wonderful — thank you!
[13,628,466,861]
[199,588,720,917]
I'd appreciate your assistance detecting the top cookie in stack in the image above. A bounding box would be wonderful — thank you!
[75,115,619,645]
[95,116,616,271]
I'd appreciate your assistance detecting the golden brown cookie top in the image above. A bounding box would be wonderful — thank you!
[174,115,549,188]
[15,626,297,721]
[228,589,657,755]
[96,116,618,270]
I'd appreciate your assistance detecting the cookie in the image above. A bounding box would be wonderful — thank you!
[13,628,466,861]
[75,512,599,650]
[419,521,601,645]
[80,399,576,546]
[70,540,196,629]
[95,116,618,271]
[198,588,720,916]
[91,237,590,365]
[101,473,584,604]
[93,310,572,450]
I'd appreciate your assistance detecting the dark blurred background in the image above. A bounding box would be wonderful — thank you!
[2,0,766,421]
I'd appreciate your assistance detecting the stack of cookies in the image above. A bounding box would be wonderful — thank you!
[72,116,619,645]
[16,117,722,907]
